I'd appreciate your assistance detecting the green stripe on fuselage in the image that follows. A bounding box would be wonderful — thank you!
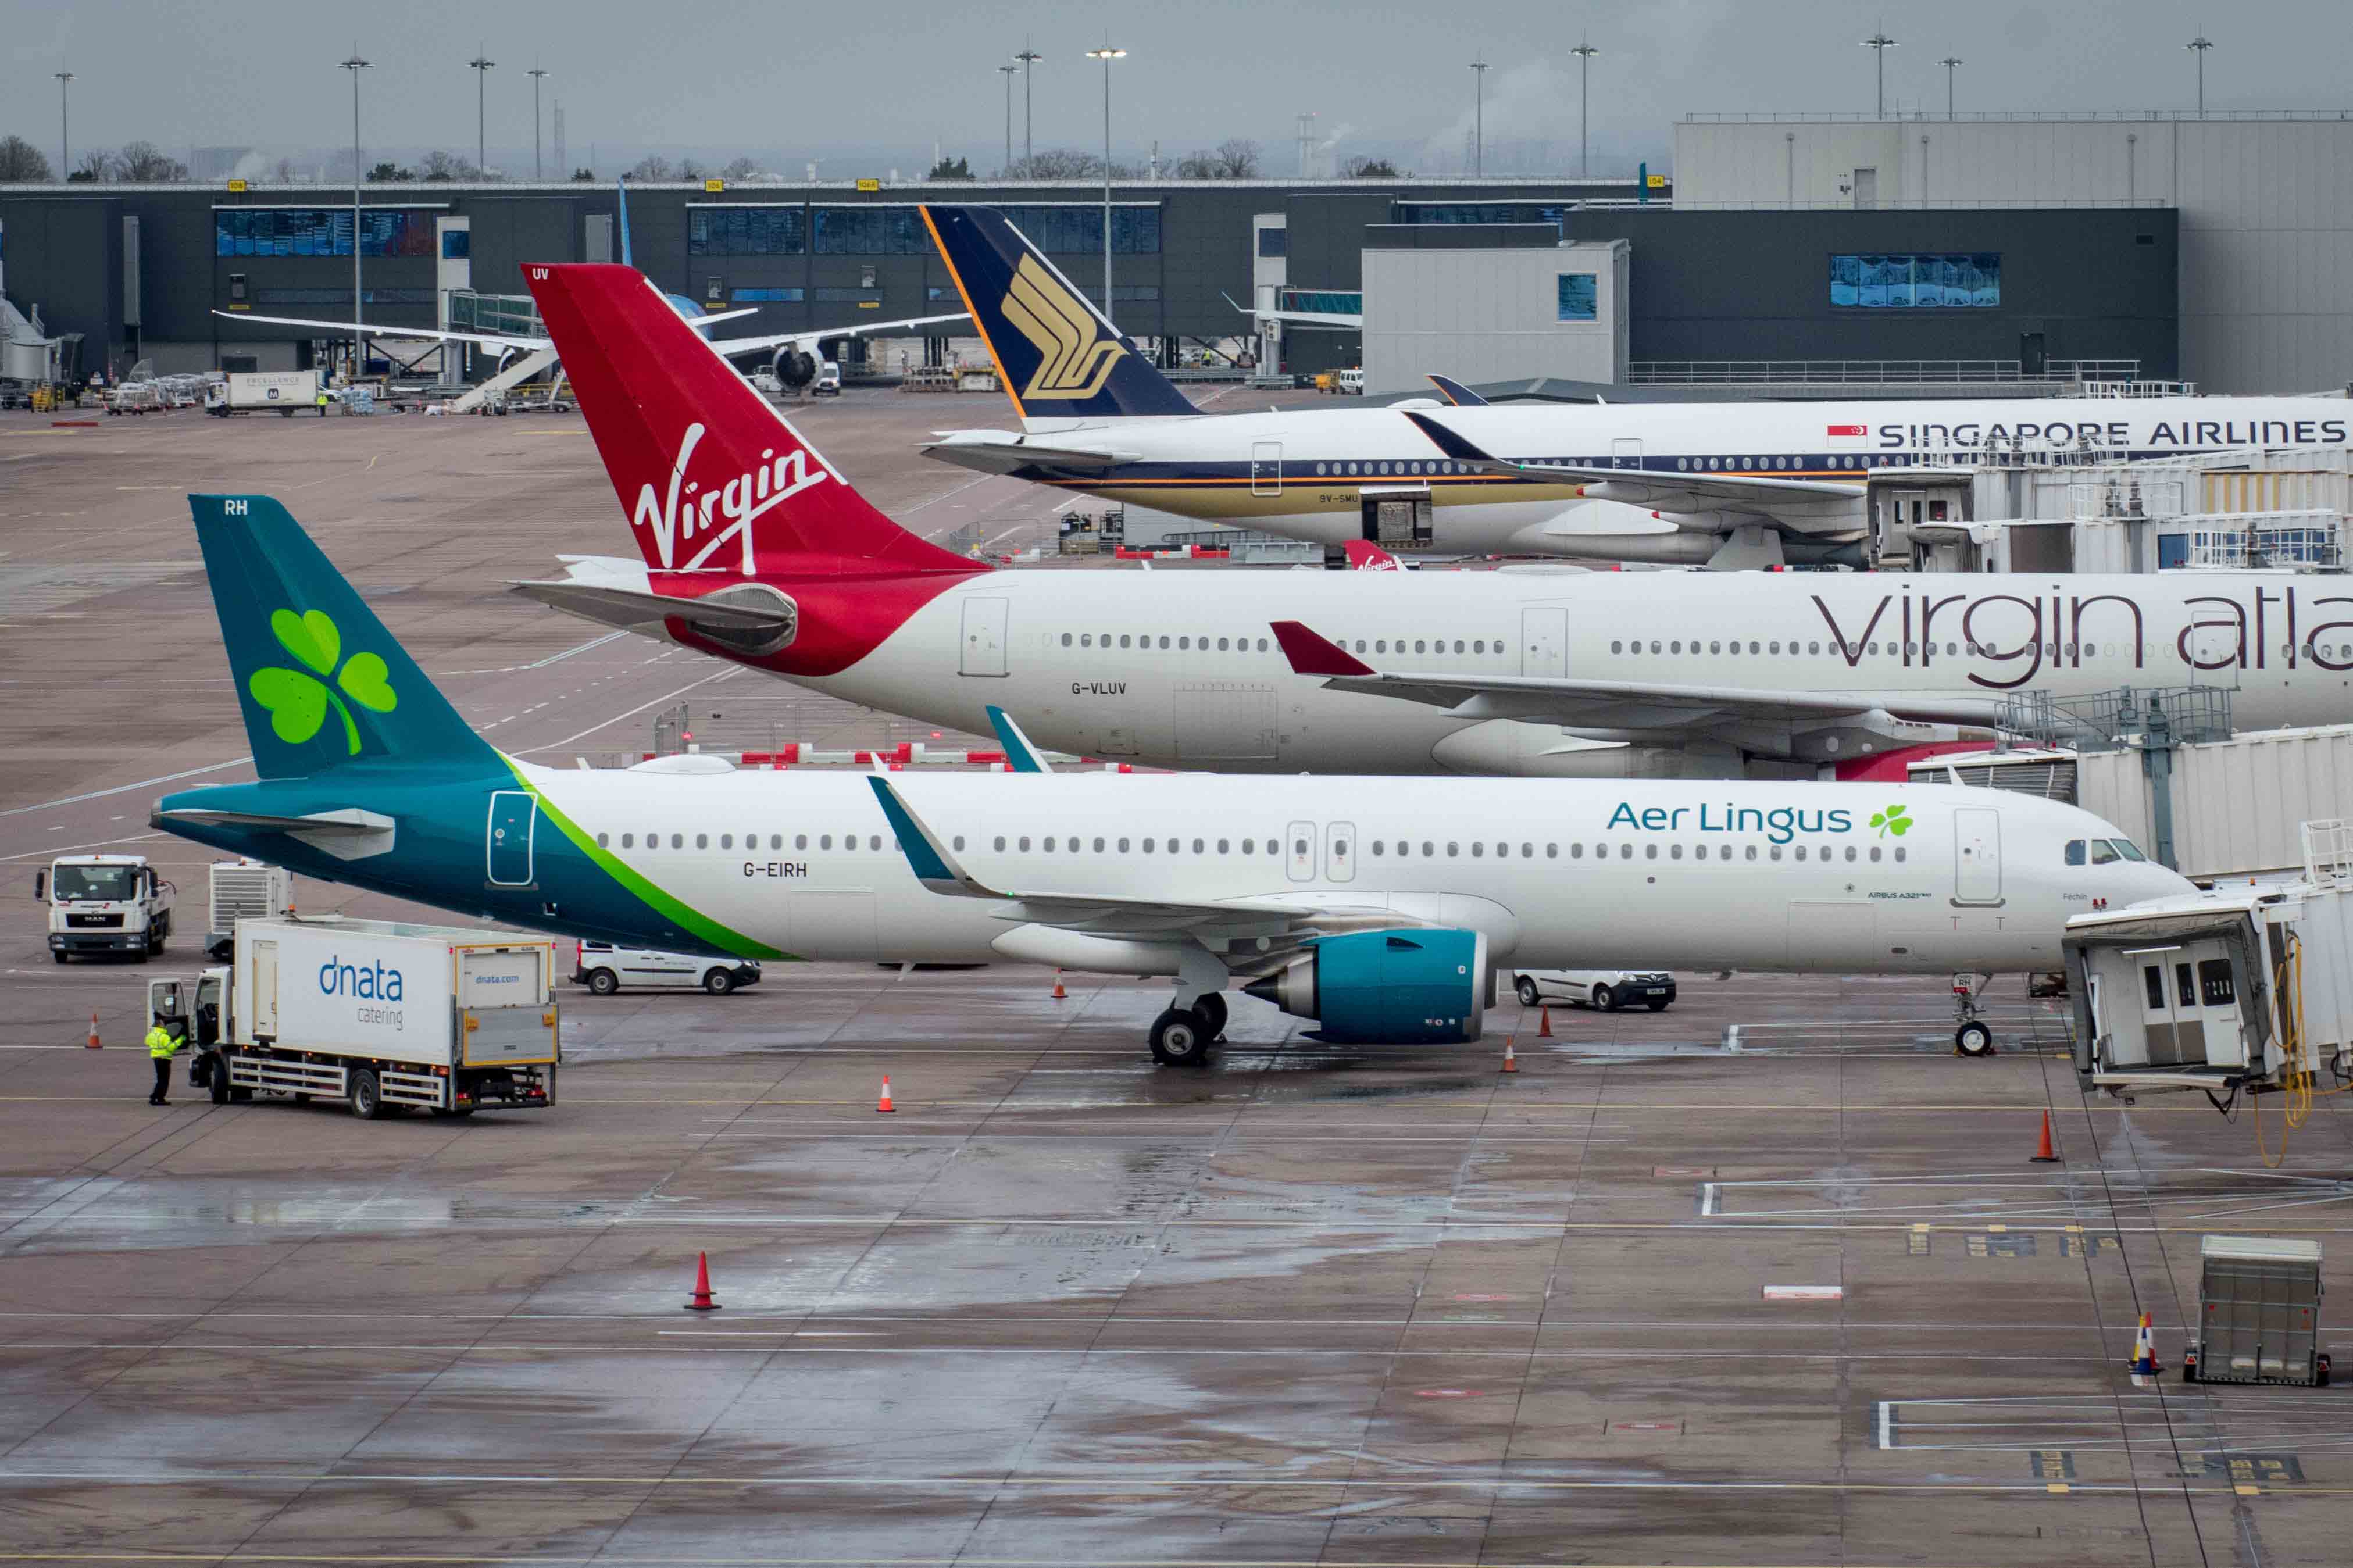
[504,760,794,961]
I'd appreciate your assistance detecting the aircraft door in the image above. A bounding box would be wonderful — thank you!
[1250,441,1283,497]
[1952,807,2002,905]
[960,597,1009,677]
[1522,607,1568,678]
[1286,821,1317,882]
[487,791,537,886]
[2188,619,2243,687]
[1611,437,1643,471]
[1324,821,1356,883]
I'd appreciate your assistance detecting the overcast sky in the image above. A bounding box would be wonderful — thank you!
[5,0,2344,177]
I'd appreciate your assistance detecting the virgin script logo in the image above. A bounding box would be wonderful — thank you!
[632,422,833,572]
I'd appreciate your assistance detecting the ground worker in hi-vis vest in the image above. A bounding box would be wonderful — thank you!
[144,1021,183,1106]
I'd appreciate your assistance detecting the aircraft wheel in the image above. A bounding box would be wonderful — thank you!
[1191,992,1228,1040]
[1515,976,1541,1008]
[1148,1009,1210,1068]
[1955,1020,1996,1057]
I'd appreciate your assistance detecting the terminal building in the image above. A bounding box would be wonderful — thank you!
[2,110,2346,397]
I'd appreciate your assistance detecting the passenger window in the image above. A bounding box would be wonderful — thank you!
[1794,846,1806,861]
[1142,838,1155,852]
[1424,841,1436,856]
[1256,638,1269,652]
[1179,637,1190,650]
[1061,633,1072,646]
[993,836,1006,851]
[1454,640,1466,654]
[1745,845,1758,861]
[720,834,733,849]
[1620,845,1633,859]
[1044,837,1056,852]
[1158,636,1170,649]
[872,836,881,851]
[1119,635,1130,648]
[620,833,633,848]
[1869,846,1881,862]
[1080,634,1091,648]
[1472,842,1484,857]
[672,834,684,849]
[2065,839,2086,866]
[1612,641,1622,653]
[1570,843,1583,858]
[1217,638,1229,651]
[695,834,710,849]
[1218,838,1231,854]
[797,834,809,850]
[1521,842,1533,858]
[1018,837,1031,851]
[1770,846,1783,860]
[1671,641,1681,654]
[2090,840,2122,865]
[1895,847,1906,862]
[843,835,855,852]
[1068,838,1079,853]
[1645,844,1658,860]
[1191,838,1205,853]
[1371,840,1384,856]
[820,835,833,849]
[1669,844,1683,860]
[1844,846,1856,862]
[1770,641,1780,653]
[952,836,965,851]
[1446,841,1459,856]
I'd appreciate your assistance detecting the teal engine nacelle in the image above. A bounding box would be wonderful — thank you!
[1242,928,1491,1044]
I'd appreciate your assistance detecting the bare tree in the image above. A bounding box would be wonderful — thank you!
[627,154,673,181]
[0,135,52,181]
[721,156,758,182]
[70,147,115,183]
[677,157,708,183]
[271,156,301,184]
[422,149,477,182]
[118,141,190,182]
[1175,139,1261,179]
[1343,155,1402,177]
[1008,148,1101,180]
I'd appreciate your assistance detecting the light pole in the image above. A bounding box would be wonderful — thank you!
[1086,45,1124,327]
[998,64,1016,174]
[529,67,547,179]
[1938,55,1961,119]
[1469,59,1489,174]
[469,49,495,177]
[2187,34,2213,119]
[342,51,369,380]
[1570,41,1598,177]
[53,72,72,180]
[1014,45,1042,173]
[1862,33,1897,118]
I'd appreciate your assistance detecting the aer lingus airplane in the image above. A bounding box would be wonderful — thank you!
[914,205,2349,570]
[508,260,2353,782]
[151,494,2189,1063]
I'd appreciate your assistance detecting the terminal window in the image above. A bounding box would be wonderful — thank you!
[1256,226,1287,258]
[733,287,804,303]
[1396,202,1565,227]
[1557,273,1598,321]
[814,208,929,255]
[691,208,806,256]
[1830,253,2000,308]
[440,229,469,260]
[994,205,1162,255]
[215,209,434,258]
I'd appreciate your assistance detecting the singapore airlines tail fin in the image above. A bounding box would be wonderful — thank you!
[919,205,1198,422]
[524,263,974,576]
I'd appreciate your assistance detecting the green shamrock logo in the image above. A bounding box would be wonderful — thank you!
[248,608,397,755]
[1868,803,1913,839]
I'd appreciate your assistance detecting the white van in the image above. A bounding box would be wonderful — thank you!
[813,360,842,396]
[571,941,762,996]
[1514,969,1677,1012]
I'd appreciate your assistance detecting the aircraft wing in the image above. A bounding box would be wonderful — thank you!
[1268,620,2007,731]
[866,777,1399,949]
[917,430,1138,475]
[702,310,973,360]
[213,310,548,355]
[1402,410,1865,534]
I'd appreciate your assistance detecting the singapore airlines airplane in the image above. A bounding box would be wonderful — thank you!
[915,205,2350,569]
[508,262,2353,782]
[152,494,2191,1063]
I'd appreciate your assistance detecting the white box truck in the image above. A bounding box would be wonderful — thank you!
[207,370,324,416]
[145,915,559,1118]
[37,854,176,961]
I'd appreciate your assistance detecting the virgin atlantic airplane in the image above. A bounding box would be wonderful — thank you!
[509,263,2353,781]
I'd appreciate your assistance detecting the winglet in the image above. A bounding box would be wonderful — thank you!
[1269,620,1378,678]
[1401,410,1505,466]
[866,776,1001,898]
[984,705,1055,774]
[1427,374,1490,408]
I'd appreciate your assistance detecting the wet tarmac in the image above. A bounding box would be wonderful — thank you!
[6,402,2353,1565]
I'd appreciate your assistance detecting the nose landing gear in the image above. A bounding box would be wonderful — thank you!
[1952,973,1997,1056]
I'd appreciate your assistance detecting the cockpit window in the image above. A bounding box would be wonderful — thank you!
[2112,838,2148,862]
[2089,840,2123,865]
[2065,839,2086,866]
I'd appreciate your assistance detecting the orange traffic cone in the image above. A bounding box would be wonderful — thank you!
[2030,1110,2060,1163]
[1051,970,1067,1001]
[1537,1007,1553,1038]
[1501,1038,1519,1074]
[876,1076,896,1113]
[86,1010,101,1049]
[683,1251,720,1312]
[2128,1312,2161,1374]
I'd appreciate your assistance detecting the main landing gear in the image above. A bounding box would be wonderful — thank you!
[1952,973,1997,1056]
[1151,953,1229,1068]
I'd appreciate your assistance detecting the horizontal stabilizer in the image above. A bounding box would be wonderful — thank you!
[917,433,1134,476]
[509,577,797,633]
[154,806,392,836]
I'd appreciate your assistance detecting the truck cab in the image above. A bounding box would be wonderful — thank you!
[148,967,248,1104]
[38,855,174,962]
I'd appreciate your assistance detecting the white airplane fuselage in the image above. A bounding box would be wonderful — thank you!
[927,397,2350,564]
[545,560,2353,778]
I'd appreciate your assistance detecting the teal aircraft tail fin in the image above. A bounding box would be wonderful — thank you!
[189,495,498,780]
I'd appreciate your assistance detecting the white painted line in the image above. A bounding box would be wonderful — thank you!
[0,758,253,817]
[1879,1400,1894,1449]
[1762,1285,1844,1301]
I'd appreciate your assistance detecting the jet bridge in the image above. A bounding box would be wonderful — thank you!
[2067,820,2353,1118]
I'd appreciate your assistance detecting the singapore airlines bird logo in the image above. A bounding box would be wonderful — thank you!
[1004,255,1122,401]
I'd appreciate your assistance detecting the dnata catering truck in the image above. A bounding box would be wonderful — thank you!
[206,370,324,416]
[37,855,176,962]
[145,915,559,1119]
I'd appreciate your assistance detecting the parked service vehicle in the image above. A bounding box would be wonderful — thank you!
[207,370,323,416]
[1514,967,1677,1012]
[747,369,783,396]
[147,915,559,1118]
[570,939,762,996]
[812,359,842,397]
[38,855,175,962]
